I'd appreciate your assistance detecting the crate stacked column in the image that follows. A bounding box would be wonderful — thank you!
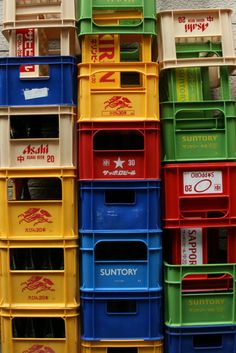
[157,8,236,353]
[0,1,79,352]
[77,1,163,352]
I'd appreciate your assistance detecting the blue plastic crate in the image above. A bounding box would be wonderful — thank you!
[80,230,162,291]
[79,180,161,231]
[165,325,236,353]
[80,290,163,340]
[0,56,77,105]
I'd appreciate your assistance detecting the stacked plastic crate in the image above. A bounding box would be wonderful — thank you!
[157,8,236,353]
[77,1,163,352]
[0,1,79,352]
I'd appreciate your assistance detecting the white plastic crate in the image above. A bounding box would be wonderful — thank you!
[3,0,77,30]
[157,8,236,70]
[0,106,76,168]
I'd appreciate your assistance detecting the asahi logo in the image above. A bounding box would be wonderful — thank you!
[22,144,49,155]
[18,208,53,226]
[22,344,55,353]
[21,275,55,294]
[100,268,138,276]
[103,96,134,116]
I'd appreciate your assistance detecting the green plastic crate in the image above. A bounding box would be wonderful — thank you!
[160,101,236,162]
[176,42,223,60]
[77,0,157,35]
[160,66,232,102]
[164,262,236,327]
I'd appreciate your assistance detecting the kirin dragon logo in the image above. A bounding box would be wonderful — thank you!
[104,96,132,110]
[18,208,52,226]
[22,344,55,353]
[21,275,55,294]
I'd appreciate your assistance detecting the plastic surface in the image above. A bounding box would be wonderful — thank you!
[81,34,155,63]
[160,101,236,162]
[78,62,159,122]
[164,262,236,327]
[0,105,76,168]
[77,0,157,35]
[80,290,163,340]
[3,0,77,30]
[0,168,78,240]
[162,162,236,228]
[81,339,163,353]
[0,308,79,353]
[0,239,79,309]
[79,180,161,231]
[157,8,236,69]
[78,121,160,180]
[80,230,162,291]
[160,66,233,102]
[165,325,236,353]
[164,227,236,265]
[0,56,77,106]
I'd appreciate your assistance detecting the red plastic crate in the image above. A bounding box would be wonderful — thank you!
[162,162,236,228]
[78,121,160,180]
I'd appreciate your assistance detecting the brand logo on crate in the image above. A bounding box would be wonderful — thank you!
[102,157,136,177]
[177,14,214,33]
[100,268,138,276]
[21,275,55,295]
[22,344,55,353]
[181,228,202,264]
[17,144,55,164]
[16,28,36,74]
[89,34,115,63]
[103,96,135,116]
[18,208,53,231]
[183,171,223,194]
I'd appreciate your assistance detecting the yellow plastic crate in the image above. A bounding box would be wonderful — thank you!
[81,339,163,353]
[78,62,159,122]
[0,239,79,309]
[1,308,79,353]
[81,34,155,63]
[0,105,77,168]
[0,168,78,240]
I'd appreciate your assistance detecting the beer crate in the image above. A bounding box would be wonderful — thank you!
[0,168,78,240]
[165,325,236,353]
[0,105,76,168]
[160,66,233,102]
[6,27,80,57]
[162,162,236,228]
[78,62,159,122]
[77,0,157,35]
[81,339,164,353]
[3,0,76,30]
[80,290,163,340]
[164,227,236,265]
[0,307,79,353]
[0,56,77,106]
[78,121,160,180]
[164,262,236,327]
[157,9,236,70]
[0,239,79,309]
[160,101,236,162]
[80,230,162,292]
[81,34,155,63]
[79,180,161,232]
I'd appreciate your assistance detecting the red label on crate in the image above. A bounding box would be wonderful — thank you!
[89,34,115,63]
[16,28,35,73]
[101,156,137,177]
[177,14,214,33]
[18,208,53,227]
[181,228,203,264]
[22,345,55,353]
[103,96,135,116]
[16,144,55,164]
[21,275,55,295]
[183,170,223,194]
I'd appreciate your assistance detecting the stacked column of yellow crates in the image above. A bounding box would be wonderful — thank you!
[0,1,79,352]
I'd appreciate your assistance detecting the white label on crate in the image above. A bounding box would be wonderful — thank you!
[183,170,223,194]
[23,88,49,100]
[181,228,203,264]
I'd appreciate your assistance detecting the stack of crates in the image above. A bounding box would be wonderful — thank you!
[157,8,236,353]
[0,1,79,352]
[77,0,163,352]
